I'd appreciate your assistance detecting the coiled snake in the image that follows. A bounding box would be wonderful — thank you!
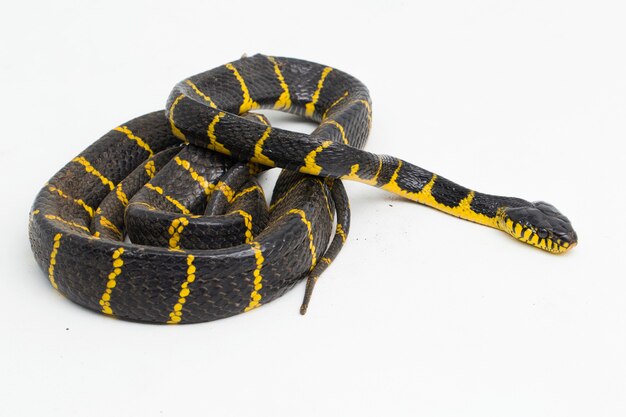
[29,54,578,324]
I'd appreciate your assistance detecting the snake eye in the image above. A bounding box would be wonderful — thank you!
[537,229,549,239]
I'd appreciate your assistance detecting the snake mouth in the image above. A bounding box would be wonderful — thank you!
[500,220,577,254]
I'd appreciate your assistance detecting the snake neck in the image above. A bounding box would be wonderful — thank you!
[338,155,529,231]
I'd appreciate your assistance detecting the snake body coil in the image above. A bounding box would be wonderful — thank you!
[29,54,577,323]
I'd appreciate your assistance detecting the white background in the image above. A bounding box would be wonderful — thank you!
[1,1,625,416]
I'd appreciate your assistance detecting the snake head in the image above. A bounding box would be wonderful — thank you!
[498,201,577,254]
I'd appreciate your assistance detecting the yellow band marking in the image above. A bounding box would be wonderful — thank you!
[216,181,235,203]
[45,214,90,233]
[114,126,154,156]
[226,63,260,113]
[341,157,382,186]
[168,93,187,141]
[47,185,94,217]
[144,160,156,178]
[73,157,115,191]
[267,56,292,110]
[244,241,265,312]
[99,215,122,237]
[269,178,308,211]
[116,183,129,206]
[252,126,275,166]
[99,247,125,315]
[288,209,316,270]
[48,233,63,290]
[381,161,496,227]
[232,185,261,202]
[300,140,333,176]
[322,91,349,119]
[236,210,254,243]
[354,99,372,128]
[321,257,332,265]
[144,183,190,214]
[305,67,333,118]
[128,201,157,211]
[184,79,217,108]
[253,114,269,126]
[28,209,41,222]
[248,162,264,175]
[336,224,347,243]
[207,111,232,156]
[317,180,333,221]
[321,119,349,144]
[174,156,213,195]
[168,217,189,249]
[167,255,196,324]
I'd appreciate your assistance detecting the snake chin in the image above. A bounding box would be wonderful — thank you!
[498,201,578,254]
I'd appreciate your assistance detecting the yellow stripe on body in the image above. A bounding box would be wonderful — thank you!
[236,210,254,243]
[168,93,187,142]
[288,209,317,270]
[305,67,333,118]
[128,201,157,211]
[341,158,383,186]
[252,126,275,166]
[116,183,129,206]
[322,91,349,119]
[47,185,94,217]
[99,247,124,315]
[114,126,154,156]
[269,178,308,211]
[317,180,334,221]
[381,161,497,227]
[167,255,196,324]
[300,141,333,176]
[99,215,123,237]
[48,233,63,290]
[73,157,115,191]
[168,217,189,249]
[253,114,269,126]
[44,214,90,233]
[226,63,260,113]
[144,160,156,178]
[244,241,265,312]
[353,99,372,129]
[232,185,262,202]
[215,181,235,203]
[320,119,349,144]
[248,163,264,176]
[335,224,347,243]
[267,56,292,110]
[207,111,232,156]
[144,183,190,214]
[185,79,218,108]
[174,156,213,195]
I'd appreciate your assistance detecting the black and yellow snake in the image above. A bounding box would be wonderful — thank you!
[29,54,578,323]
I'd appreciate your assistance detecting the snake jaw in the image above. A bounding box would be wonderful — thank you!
[498,201,578,254]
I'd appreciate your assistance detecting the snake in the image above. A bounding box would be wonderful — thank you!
[29,54,578,324]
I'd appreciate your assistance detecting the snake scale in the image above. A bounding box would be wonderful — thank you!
[29,54,578,324]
